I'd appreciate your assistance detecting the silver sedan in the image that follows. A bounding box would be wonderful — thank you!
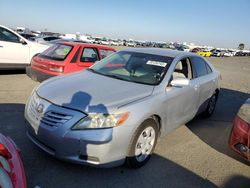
[25,48,220,168]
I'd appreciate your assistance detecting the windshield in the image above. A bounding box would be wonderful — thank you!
[39,44,72,61]
[89,51,173,85]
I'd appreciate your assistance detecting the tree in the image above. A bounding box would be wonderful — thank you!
[238,43,245,50]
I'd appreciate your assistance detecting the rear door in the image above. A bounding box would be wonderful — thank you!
[190,56,215,109]
[0,26,29,66]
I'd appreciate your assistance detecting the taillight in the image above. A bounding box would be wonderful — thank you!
[238,103,250,124]
[0,156,11,172]
[48,64,64,73]
[0,144,11,159]
[235,116,250,134]
[0,168,13,188]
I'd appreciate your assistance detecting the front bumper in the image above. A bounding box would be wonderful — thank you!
[24,96,131,167]
[26,127,126,167]
[26,66,54,82]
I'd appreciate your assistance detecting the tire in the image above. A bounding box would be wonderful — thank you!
[203,93,218,118]
[126,118,159,168]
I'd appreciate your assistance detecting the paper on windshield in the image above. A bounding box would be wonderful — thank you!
[146,60,167,67]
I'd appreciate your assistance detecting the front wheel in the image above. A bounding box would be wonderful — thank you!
[126,118,159,168]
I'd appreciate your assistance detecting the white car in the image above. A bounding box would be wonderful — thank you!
[127,41,136,47]
[100,39,110,45]
[109,40,119,46]
[0,25,49,69]
[222,51,234,57]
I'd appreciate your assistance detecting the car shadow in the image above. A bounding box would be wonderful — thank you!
[187,88,250,165]
[0,69,26,75]
[0,103,218,188]
[221,175,250,188]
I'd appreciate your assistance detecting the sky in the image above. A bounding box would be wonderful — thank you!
[0,0,250,48]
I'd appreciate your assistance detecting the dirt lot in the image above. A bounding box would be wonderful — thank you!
[0,55,250,188]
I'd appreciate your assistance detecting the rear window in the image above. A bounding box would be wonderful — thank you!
[39,44,72,61]
[99,49,115,59]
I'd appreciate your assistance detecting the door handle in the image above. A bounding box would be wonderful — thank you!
[194,85,199,90]
[0,45,3,48]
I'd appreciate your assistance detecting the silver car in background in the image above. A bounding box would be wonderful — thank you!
[25,48,220,168]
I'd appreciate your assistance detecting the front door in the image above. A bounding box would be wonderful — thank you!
[164,58,200,132]
[77,47,99,69]
[0,26,29,66]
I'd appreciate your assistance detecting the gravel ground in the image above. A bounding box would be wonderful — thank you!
[0,55,249,188]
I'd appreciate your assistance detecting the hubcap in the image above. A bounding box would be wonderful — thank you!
[208,95,216,114]
[135,126,156,162]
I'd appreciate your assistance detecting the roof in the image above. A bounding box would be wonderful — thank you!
[122,48,192,58]
[58,42,116,51]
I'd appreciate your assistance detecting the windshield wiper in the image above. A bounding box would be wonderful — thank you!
[87,68,96,73]
[87,69,130,82]
[87,68,108,77]
[105,74,130,82]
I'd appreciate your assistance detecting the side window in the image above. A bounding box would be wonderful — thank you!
[0,27,20,43]
[190,57,208,78]
[70,47,81,63]
[80,48,99,62]
[206,63,213,74]
[171,58,193,80]
[99,49,115,59]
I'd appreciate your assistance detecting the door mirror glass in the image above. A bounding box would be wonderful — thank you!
[170,77,190,87]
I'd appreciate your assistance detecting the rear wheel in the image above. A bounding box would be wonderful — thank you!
[203,93,218,117]
[126,118,159,168]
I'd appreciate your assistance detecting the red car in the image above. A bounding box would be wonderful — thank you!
[191,48,201,53]
[229,98,250,162]
[0,133,26,188]
[26,42,116,82]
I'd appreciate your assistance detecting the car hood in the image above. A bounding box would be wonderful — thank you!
[37,71,154,113]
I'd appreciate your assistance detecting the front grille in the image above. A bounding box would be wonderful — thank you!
[28,93,72,127]
[41,111,72,127]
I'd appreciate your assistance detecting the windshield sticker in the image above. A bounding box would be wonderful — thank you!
[146,60,167,67]
[63,48,70,54]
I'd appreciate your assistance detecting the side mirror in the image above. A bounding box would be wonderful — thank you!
[170,77,190,87]
[19,38,27,45]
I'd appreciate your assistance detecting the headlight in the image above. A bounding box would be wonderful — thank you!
[72,112,129,130]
